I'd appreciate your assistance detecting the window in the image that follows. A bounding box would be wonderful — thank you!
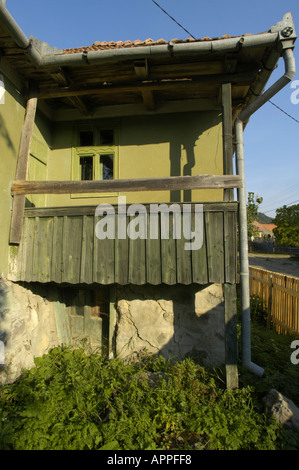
[72,124,118,198]
[80,156,93,180]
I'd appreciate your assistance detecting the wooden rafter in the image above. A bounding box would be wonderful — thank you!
[134,59,155,110]
[38,71,256,100]
[50,67,90,115]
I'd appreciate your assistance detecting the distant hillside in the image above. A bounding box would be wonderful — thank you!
[257,212,273,224]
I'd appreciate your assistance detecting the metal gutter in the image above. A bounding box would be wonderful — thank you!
[0,2,282,68]
[39,32,280,67]
[235,14,296,376]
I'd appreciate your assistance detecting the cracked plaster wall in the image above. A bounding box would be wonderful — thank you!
[115,283,225,366]
[0,278,59,383]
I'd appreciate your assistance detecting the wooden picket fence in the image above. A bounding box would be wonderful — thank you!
[249,266,299,335]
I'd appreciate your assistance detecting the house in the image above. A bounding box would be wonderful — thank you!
[0,4,296,387]
[253,221,277,239]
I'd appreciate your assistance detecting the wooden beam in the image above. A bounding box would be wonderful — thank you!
[224,283,239,389]
[11,174,242,195]
[23,202,238,218]
[140,89,155,110]
[38,71,256,100]
[222,83,234,202]
[50,67,91,115]
[134,60,156,110]
[9,87,38,244]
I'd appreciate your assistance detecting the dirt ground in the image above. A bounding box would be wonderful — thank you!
[248,253,299,278]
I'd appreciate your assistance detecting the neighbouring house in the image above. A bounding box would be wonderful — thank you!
[0,4,296,387]
[253,221,277,239]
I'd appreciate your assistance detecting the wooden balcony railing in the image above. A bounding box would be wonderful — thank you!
[10,174,242,244]
[9,202,238,286]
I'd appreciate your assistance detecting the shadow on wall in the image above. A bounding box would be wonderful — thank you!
[0,279,231,383]
[0,279,9,375]
[23,282,110,355]
[0,114,16,155]
[114,283,226,368]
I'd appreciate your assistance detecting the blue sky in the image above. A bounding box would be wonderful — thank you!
[6,0,299,219]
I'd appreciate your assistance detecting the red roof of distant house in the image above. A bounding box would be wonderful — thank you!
[253,221,277,233]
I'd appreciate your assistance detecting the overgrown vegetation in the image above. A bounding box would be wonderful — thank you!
[0,295,299,451]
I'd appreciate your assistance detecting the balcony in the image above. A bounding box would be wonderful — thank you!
[9,176,240,286]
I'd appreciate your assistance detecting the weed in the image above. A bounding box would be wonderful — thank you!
[0,343,296,450]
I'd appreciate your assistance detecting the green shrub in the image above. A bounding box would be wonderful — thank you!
[0,346,293,450]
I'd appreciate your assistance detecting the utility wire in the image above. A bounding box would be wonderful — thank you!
[269,100,299,124]
[263,199,299,214]
[151,0,196,39]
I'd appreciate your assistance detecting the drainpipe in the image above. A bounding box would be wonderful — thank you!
[235,41,296,376]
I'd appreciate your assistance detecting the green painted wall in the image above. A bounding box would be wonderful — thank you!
[0,74,25,276]
[47,110,223,207]
[0,70,52,275]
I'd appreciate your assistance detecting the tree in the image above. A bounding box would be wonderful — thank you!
[247,192,263,238]
[273,204,299,247]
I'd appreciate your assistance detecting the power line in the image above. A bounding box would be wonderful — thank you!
[269,100,299,124]
[263,199,299,214]
[151,0,196,39]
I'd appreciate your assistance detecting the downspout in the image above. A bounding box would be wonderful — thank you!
[235,36,296,376]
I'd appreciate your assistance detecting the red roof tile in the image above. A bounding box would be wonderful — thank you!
[62,31,262,54]
[63,35,227,54]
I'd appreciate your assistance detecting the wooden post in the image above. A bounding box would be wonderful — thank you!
[109,286,116,359]
[9,86,38,244]
[222,83,234,202]
[224,283,239,389]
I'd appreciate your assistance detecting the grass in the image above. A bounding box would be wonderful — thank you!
[0,296,298,451]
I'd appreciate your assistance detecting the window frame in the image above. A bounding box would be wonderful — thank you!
[71,124,119,198]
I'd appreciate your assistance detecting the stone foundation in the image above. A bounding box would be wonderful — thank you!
[115,283,225,367]
[0,279,226,383]
[0,278,59,383]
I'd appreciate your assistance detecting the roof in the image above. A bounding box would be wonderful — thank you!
[63,33,254,54]
[0,7,296,119]
[253,221,277,233]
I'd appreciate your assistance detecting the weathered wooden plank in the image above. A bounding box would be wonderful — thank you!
[61,216,83,283]
[128,214,146,285]
[80,215,94,284]
[224,211,237,283]
[146,213,162,285]
[51,216,64,283]
[35,217,54,283]
[94,216,115,284]
[9,196,26,245]
[16,98,38,180]
[23,216,34,281]
[161,213,177,285]
[9,88,38,245]
[205,212,224,283]
[23,201,238,218]
[176,216,192,285]
[192,212,208,284]
[114,215,129,285]
[11,174,242,195]
[224,283,239,389]
[30,217,41,282]
[222,83,234,202]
